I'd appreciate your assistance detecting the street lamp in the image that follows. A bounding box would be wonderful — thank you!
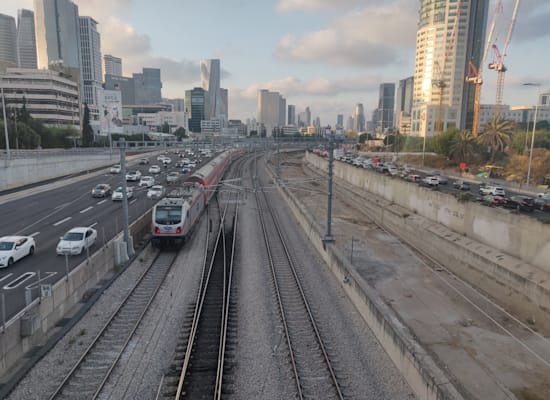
[523,83,541,186]
[1,84,10,160]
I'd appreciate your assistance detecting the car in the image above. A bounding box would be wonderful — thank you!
[125,170,142,181]
[187,161,197,168]
[157,155,167,161]
[91,183,112,198]
[110,164,121,174]
[181,166,191,174]
[422,176,439,186]
[56,227,97,255]
[508,195,535,212]
[0,236,35,267]
[481,194,508,207]
[388,166,399,176]
[166,171,180,184]
[139,158,150,165]
[175,161,184,168]
[405,174,422,182]
[149,165,161,174]
[434,174,448,185]
[453,180,471,191]
[376,163,389,173]
[162,158,171,165]
[112,186,134,200]
[480,185,505,196]
[147,185,165,199]
[535,193,550,211]
[139,176,155,188]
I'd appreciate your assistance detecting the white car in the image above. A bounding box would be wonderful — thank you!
[0,236,36,267]
[157,155,167,161]
[162,158,172,165]
[149,165,161,174]
[139,176,155,187]
[112,186,134,200]
[125,170,142,181]
[187,161,197,168]
[147,185,165,199]
[423,176,439,186]
[56,227,97,256]
[110,164,121,174]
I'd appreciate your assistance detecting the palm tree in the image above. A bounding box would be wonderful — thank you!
[449,129,476,163]
[477,115,514,162]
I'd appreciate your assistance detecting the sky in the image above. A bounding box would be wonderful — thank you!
[3,0,550,126]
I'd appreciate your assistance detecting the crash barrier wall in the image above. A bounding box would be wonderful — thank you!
[0,209,152,378]
[306,153,550,333]
[270,169,465,400]
[306,153,550,274]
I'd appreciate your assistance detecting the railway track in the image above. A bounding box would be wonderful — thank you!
[255,184,344,400]
[160,157,243,399]
[49,250,178,400]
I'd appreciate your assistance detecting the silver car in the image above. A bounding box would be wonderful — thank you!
[166,172,180,184]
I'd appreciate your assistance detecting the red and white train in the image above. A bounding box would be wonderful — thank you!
[151,149,241,247]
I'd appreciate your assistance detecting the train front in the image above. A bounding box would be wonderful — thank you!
[151,198,188,247]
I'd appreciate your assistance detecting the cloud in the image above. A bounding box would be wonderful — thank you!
[275,1,416,68]
[510,0,550,42]
[276,0,360,12]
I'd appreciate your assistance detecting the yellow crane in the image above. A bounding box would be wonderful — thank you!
[488,0,521,118]
[465,0,501,138]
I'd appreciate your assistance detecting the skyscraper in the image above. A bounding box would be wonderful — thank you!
[133,68,162,104]
[396,76,414,134]
[304,106,311,126]
[0,14,17,70]
[220,88,228,121]
[288,104,296,125]
[411,0,489,136]
[16,9,37,69]
[258,89,285,136]
[201,59,221,120]
[353,103,365,132]
[185,87,207,133]
[78,16,102,118]
[103,54,122,77]
[336,114,344,129]
[34,0,81,69]
[377,83,395,132]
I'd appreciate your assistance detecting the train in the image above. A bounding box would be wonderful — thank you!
[151,149,242,247]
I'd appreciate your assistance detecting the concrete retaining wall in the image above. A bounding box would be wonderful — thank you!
[272,169,465,400]
[0,209,152,377]
[0,154,116,190]
[306,153,550,274]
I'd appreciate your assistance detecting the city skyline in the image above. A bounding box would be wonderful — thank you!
[2,0,550,126]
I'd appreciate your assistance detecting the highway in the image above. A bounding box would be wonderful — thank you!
[0,151,203,323]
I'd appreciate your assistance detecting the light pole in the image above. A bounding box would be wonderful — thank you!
[523,83,541,186]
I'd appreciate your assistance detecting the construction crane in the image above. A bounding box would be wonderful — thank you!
[488,0,521,118]
[433,0,462,135]
[465,0,501,138]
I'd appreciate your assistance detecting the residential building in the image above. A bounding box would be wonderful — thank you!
[34,0,81,69]
[0,14,17,71]
[257,89,285,136]
[411,0,489,137]
[16,9,37,69]
[103,54,121,77]
[185,87,207,133]
[377,83,395,132]
[353,103,365,132]
[201,59,221,119]
[0,67,79,127]
[133,67,162,104]
[78,16,102,120]
[288,104,296,125]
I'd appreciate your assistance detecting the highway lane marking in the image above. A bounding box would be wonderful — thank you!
[0,274,14,284]
[80,206,93,214]
[89,222,98,228]
[97,199,107,205]
[25,272,58,289]
[53,217,72,226]
[54,202,71,210]
[130,199,137,205]
[3,272,36,290]
[29,231,40,237]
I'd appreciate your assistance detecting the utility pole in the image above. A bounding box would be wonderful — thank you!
[119,138,132,256]
[276,127,280,177]
[324,131,335,246]
[1,86,10,160]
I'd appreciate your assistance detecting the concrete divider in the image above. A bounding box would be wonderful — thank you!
[270,167,465,400]
[0,209,152,378]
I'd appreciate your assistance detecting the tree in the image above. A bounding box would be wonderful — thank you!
[449,130,476,163]
[173,127,187,139]
[477,115,514,163]
[82,103,94,147]
[161,122,170,133]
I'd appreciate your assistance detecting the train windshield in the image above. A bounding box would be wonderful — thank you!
[155,206,182,225]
